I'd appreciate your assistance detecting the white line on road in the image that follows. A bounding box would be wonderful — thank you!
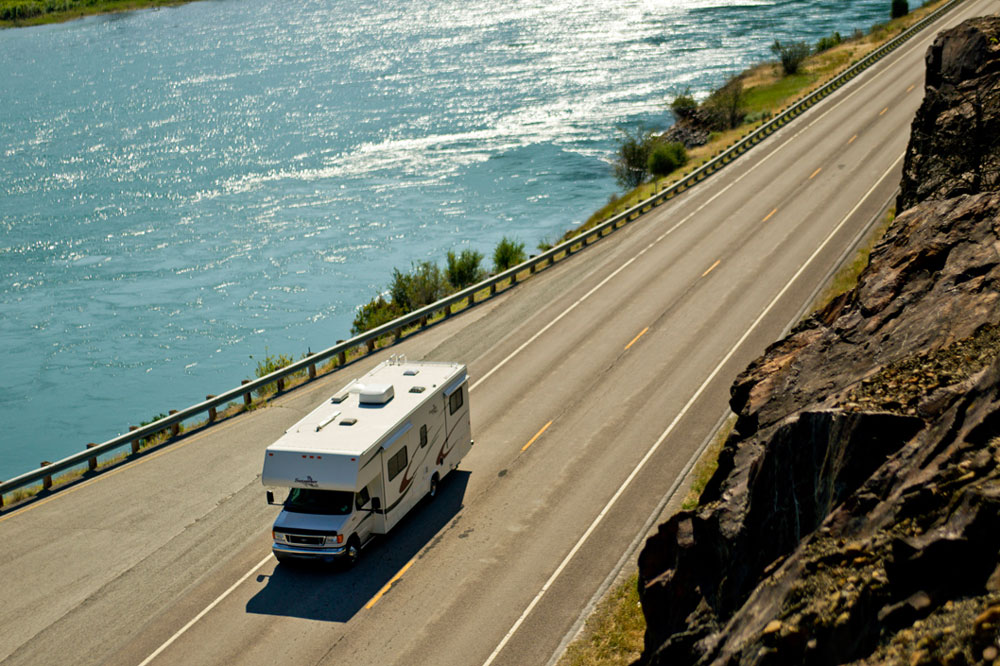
[480,155,904,666]
[136,554,273,666]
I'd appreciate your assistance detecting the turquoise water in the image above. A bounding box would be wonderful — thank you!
[0,0,891,479]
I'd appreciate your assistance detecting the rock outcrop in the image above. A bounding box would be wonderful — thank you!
[637,16,1000,666]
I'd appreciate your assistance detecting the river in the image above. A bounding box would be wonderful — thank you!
[0,0,892,479]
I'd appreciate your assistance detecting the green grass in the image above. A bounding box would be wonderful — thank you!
[810,207,895,314]
[0,0,189,27]
[557,572,646,666]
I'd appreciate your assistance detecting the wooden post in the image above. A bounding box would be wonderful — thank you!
[169,410,180,436]
[241,381,252,407]
[490,283,497,296]
[394,327,403,342]
[366,339,376,353]
[207,396,217,423]
[308,352,317,380]
[130,426,140,454]
[276,378,285,393]
[420,315,428,328]
[338,349,347,366]
[41,461,53,490]
[87,443,98,471]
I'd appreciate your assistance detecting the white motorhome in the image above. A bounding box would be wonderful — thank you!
[261,358,472,565]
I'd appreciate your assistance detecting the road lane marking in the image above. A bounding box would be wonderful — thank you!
[907,84,916,92]
[481,153,906,666]
[809,167,823,180]
[366,558,416,610]
[521,421,554,452]
[624,328,650,351]
[879,106,889,116]
[137,553,273,666]
[848,134,858,144]
[701,260,721,278]
[762,208,778,223]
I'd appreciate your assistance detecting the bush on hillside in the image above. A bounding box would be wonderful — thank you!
[891,0,909,18]
[648,141,688,177]
[493,237,526,272]
[390,261,449,312]
[815,31,843,52]
[612,126,655,189]
[703,76,747,130]
[351,295,402,335]
[446,249,486,290]
[771,39,811,75]
[670,91,698,122]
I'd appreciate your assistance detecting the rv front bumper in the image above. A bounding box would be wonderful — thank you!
[272,542,349,562]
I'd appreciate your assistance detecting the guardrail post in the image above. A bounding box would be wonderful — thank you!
[207,396,218,422]
[420,315,428,328]
[277,377,285,392]
[394,326,403,342]
[307,352,317,379]
[87,443,98,471]
[241,381,252,407]
[169,410,181,436]
[366,339,376,353]
[41,461,53,490]
[129,426,140,454]
[0,490,4,509]
[337,344,347,366]
[490,283,497,296]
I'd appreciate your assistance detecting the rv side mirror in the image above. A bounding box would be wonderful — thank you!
[266,490,275,505]
[370,497,381,512]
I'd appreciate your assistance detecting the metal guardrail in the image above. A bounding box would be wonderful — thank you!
[0,0,964,507]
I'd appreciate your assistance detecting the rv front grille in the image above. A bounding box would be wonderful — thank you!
[286,534,325,546]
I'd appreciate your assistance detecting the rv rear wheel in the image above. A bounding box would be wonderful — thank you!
[429,473,440,499]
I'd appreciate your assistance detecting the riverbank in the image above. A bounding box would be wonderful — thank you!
[0,0,189,27]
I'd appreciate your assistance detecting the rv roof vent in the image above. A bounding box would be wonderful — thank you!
[339,418,358,426]
[403,368,419,376]
[359,383,394,405]
[409,386,426,393]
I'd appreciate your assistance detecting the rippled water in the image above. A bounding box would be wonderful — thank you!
[0,0,891,479]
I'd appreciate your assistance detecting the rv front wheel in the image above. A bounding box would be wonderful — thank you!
[343,536,360,568]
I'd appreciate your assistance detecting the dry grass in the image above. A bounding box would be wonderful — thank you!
[557,572,646,666]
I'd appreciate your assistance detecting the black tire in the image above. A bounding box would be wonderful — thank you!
[428,473,440,499]
[343,536,361,569]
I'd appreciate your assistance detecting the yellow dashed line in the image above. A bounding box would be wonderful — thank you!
[762,208,777,223]
[809,167,822,180]
[521,421,553,452]
[879,107,889,116]
[906,84,915,93]
[701,260,721,278]
[848,134,858,145]
[624,327,650,351]
[366,558,416,610]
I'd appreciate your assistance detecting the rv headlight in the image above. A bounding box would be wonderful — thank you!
[324,534,344,546]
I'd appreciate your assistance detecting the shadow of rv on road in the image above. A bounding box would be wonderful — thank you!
[245,470,469,623]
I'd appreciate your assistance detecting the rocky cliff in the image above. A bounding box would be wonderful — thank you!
[637,16,1000,666]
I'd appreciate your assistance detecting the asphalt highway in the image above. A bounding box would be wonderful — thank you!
[3,2,998,664]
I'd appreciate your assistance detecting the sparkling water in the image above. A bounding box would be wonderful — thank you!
[0,0,892,479]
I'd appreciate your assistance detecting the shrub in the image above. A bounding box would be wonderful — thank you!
[670,91,698,122]
[612,126,655,189]
[891,0,908,18]
[445,249,486,290]
[648,141,688,177]
[815,31,842,52]
[390,260,449,312]
[703,76,747,130]
[493,237,526,272]
[351,295,402,335]
[254,350,295,396]
[771,40,811,75]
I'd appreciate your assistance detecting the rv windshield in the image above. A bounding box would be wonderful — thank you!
[284,488,354,516]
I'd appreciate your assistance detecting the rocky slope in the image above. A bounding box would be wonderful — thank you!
[637,15,1000,666]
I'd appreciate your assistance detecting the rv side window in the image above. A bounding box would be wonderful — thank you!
[355,486,370,509]
[387,447,408,481]
[420,424,428,447]
[449,387,464,415]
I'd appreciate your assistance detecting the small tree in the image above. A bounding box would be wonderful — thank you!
[612,126,655,190]
[390,260,448,312]
[493,237,526,272]
[351,296,401,335]
[446,249,486,289]
[704,76,747,130]
[891,0,908,18]
[648,142,688,178]
[771,40,811,76]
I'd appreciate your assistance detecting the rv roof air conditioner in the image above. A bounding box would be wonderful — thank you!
[359,383,394,405]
